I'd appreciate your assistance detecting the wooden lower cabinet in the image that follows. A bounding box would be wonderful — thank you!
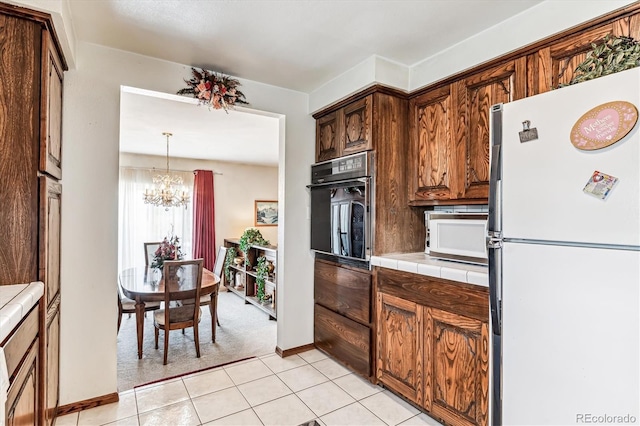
[314,258,374,379]
[44,298,60,425]
[376,293,422,404]
[6,339,39,426]
[424,308,489,426]
[376,268,489,426]
[314,304,371,377]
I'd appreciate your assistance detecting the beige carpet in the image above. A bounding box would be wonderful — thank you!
[117,287,277,391]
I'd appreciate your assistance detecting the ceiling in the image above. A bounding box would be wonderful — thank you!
[69,0,544,165]
[119,88,280,166]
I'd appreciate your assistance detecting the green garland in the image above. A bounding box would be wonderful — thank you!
[559,35,640,88]
[224,247,237,284]
[255,256,268,302]
[238,228,269,255]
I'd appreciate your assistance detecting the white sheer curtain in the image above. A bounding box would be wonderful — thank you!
[118,167,194,271]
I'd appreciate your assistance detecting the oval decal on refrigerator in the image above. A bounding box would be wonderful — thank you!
[570,101,638,150]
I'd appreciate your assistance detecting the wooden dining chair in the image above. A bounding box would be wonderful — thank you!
[179,246,228,327]
[153,258,204,365]
[144,241,163,266]
[117,283,161,335]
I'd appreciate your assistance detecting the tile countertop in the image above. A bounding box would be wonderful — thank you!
[371,252,488,287]
[0,282,44,343]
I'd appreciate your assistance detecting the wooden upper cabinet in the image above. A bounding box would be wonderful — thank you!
[423,307,489,426]
[40,29,64,180]
[376,292,423,405]
[315,95,372,162]
[316,111,340,162]
[409,86,455,202]
[341,95,372,156]
[455,58,526,200]
[528,25,613,95]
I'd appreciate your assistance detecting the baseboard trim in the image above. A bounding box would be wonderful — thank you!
[275,343,315,357]
[57,392,119,417]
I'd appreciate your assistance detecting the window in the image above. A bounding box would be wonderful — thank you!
[118,167,194,270]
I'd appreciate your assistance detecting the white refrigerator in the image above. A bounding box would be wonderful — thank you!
[488,67,640,425]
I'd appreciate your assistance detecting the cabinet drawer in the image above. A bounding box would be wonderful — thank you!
[314,260,371,325]
[6,337,39,426]
[314,304,371,377]
[2,305,39,381]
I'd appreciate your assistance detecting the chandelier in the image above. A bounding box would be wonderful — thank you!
[143,132,190,211]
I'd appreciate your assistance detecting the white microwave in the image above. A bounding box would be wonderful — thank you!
[425,212,488,265]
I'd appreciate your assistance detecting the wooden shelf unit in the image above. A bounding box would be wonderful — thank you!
[224,238,277,320]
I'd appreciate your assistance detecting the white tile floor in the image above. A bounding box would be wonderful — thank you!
[56,349,444,426]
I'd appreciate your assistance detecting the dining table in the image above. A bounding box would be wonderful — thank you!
[119,266,220,359]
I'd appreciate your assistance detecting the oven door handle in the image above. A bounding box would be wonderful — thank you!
[306,177,368,188]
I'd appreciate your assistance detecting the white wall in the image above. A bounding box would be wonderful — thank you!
[119,153,279,245]
[61,42,314,404]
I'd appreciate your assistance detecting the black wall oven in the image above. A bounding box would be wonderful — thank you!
[309,152,373,265]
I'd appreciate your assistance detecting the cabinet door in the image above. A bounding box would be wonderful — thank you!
[44,300,60,425]
[39,176,62,307]
[6,338,39,426]
[528,25,612,95]
[40,29,64,179]
[423,307,489,426]
[316,111,341,162]
[376,292,423,404]
[341,95,372,156]
[409,86,455,202]
[455,58,526,200]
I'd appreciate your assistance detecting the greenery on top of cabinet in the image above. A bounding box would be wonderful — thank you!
[560,35,640,88]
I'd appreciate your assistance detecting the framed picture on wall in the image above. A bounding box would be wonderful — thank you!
[255,200,278,226]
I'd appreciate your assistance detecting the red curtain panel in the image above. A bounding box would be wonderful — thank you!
[192,170,216,270]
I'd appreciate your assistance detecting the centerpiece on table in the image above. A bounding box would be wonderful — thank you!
[151,235,185,269]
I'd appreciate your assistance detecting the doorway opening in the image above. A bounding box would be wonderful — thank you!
[116,86,281,391]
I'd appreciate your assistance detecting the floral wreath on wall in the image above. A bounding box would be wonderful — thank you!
[177,67,249,112]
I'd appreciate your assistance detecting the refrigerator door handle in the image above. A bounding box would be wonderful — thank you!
[488,243,502,335]
[488,104,503,234]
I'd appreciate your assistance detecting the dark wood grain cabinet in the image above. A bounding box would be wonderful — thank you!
[408,86,456,202]
[455,58,526,201]
[315,95,372,162]
[314,259,373,378]
[376,268,489,426]
[408,4,640,206]
[423,307,489,426]
[0,4,66,425]
[3,304,41,426]
[409,59,525,205]
[376,292,422,404]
